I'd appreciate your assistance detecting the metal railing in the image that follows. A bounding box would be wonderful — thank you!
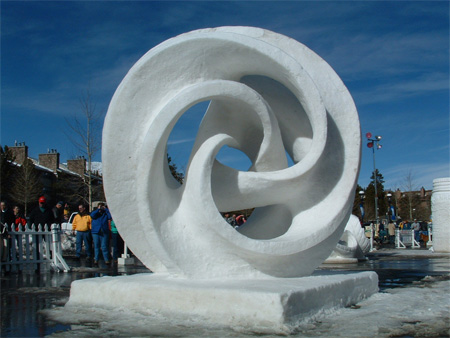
[395,229,420,249]
[1,224,70,272]
[427,226,433,247]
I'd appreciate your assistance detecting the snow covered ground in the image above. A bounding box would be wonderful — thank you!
[41,276,449,337]
[43,273,449,337]
[2,250,448,337]
[294,275,449,337]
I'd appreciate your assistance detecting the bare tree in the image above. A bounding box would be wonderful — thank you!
[401,170,420,220]
[65,88,102,208]
[53,172,87,206]
[1,145,16,201]
[167,154,184,184]
[10,158,43,216]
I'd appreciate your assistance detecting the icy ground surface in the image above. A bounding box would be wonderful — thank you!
[43,276,449,337]
[1,250,449,337]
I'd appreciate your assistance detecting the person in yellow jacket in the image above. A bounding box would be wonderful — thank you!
[72,204,92,261]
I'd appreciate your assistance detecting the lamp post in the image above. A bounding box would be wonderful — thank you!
[387,192,392,220]
[386,192,392,223]
[359,190,365,223]
[366,132,382,226]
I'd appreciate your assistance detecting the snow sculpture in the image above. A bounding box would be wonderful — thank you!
[69,27,377,333]
[431,178,450,252]
[325,215,370,263]
[102,26,361,279]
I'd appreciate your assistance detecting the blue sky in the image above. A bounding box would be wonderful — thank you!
[1,1,449,191]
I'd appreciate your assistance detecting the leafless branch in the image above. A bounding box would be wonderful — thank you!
[64,87,103,207]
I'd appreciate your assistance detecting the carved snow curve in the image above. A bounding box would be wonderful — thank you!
[326,215,371,262]
[102,27,361,279]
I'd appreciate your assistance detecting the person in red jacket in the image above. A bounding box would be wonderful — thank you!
[13,206,27,231]
[11,205,27,255]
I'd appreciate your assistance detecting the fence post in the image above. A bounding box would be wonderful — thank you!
[370,224,374,251]
[118,242,134,266]
[395,229,406,249]
[10,228,18,272]
[411,230,420,249]
[427,224,433,247]
[51,224,70,272]
[1,223,70,273]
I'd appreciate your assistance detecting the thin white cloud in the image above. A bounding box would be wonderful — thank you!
[354,73,449,106]
[383,162,450,190]
[167,138,195,146]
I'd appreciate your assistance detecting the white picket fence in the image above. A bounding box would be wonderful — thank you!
[395,229,421,249]
[1,224,70,273]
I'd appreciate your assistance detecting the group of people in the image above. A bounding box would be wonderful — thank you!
[397,219,427,243]
[368,218,429,245]
[223,213,246,229]
[1,201,26,233]
[1,197,61,262]
[71,202,121,266]
[1,197,121,266]
[1,197,70,232]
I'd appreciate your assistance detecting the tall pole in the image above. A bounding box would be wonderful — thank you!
[394,192,398,221]
[387,192,393,221]
[372,145,378,225]
[359,190,365,223]
[366,133,382,226]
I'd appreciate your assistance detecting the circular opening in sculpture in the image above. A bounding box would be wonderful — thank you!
[216,146,253,171]
[240,75,313,166]
[167,100,259,177]
[167,101,210,181]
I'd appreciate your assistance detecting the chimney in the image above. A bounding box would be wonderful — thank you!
[9,142,28,165]
[67,156,86,176]
[38,149,60,172]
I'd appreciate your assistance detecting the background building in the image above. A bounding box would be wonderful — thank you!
[1,143,104,215]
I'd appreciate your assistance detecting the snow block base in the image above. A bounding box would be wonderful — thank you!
[67,271,378,334]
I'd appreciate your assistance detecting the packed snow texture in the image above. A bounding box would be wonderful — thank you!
[102,26,361,279]
[44,276,449,337]
[65,271,378,334]
[432,177,450,252]
[325,214,371,263]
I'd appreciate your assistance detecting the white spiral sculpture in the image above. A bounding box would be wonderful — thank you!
[103,27,361,279]
[325,215,371,263]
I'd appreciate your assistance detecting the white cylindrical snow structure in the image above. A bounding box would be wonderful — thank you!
[431,177,450,252]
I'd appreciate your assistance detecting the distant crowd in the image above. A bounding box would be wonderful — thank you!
[223,213,247,229]
[365,218,431,246]
[1,197,122,266]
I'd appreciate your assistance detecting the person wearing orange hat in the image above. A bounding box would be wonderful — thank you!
[28,196,55,231]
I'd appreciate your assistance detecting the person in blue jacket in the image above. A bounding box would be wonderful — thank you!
[90,202,112,265]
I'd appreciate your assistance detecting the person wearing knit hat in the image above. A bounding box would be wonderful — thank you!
[29,196,55,231]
